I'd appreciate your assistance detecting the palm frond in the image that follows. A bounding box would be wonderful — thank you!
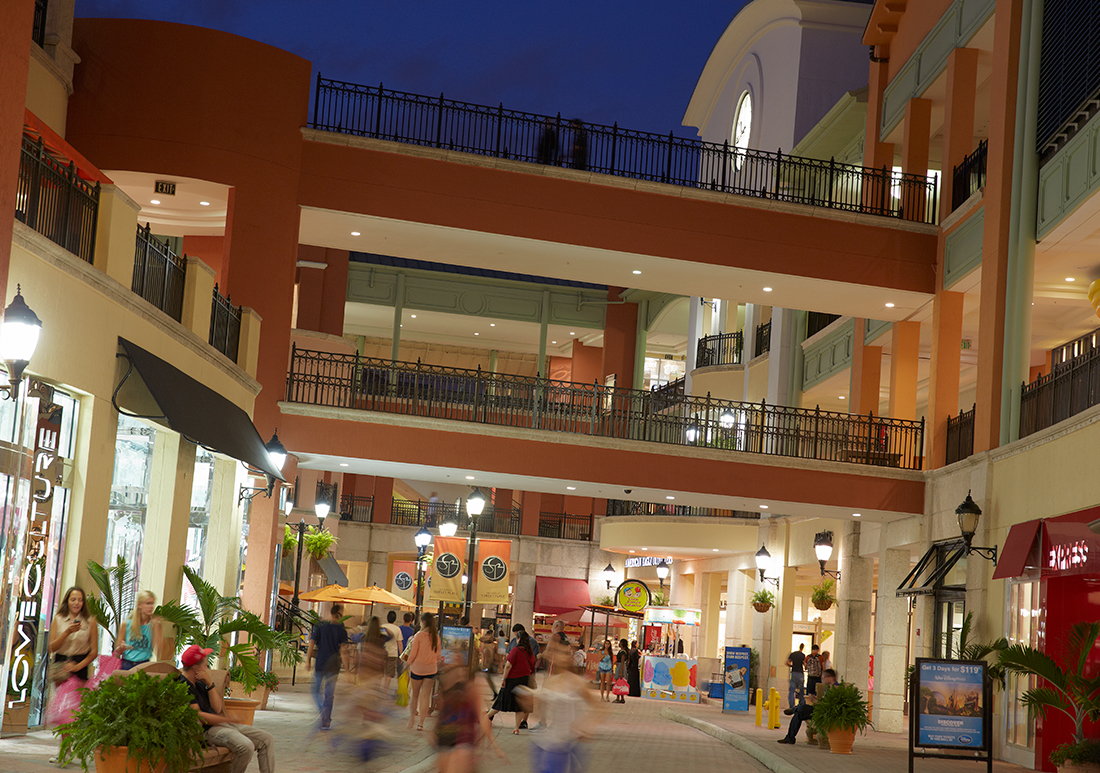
[1067,622,1100,685]
[1001,644,1069,692]
[1019,685,1072,721]
[154,600,201,653]
[85,556,137,633]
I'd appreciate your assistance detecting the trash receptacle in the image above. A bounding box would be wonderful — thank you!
[709,674,723,699]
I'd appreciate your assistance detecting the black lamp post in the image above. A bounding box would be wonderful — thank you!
[755,544,780,587]
[287,491,328,686]
[957,491,997,563]
[414,526,432,620]
[462,489,486,619]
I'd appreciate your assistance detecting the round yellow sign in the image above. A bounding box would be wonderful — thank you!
[615,579,651,613]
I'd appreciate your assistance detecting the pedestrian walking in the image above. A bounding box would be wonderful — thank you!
[612,639,629,703]
[487,629,536,733]
[306,604,350,730]
[627,640,641,697]
[434,666,504,773]
[786,643,806,709]
[404,612,442,731]
[597,640,613,702]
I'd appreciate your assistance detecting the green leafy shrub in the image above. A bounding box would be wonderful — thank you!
[303,526,337,559]
[811,680,873,735]
[811,579,836,608]
[751,589,775,606]
[283,525,298,555]
[55,670,204,772]
[1050,739,1100,767]
[227,664,279,695]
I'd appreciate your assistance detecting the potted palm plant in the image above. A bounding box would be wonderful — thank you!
[155,566,299,724]
[811,680,872,754]
[54,669,204,773]
[999,621,1100,772]
[752,589,775,613]
[227,664,279,710]
[811,579,836,611]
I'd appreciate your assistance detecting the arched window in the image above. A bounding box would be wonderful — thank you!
[732,91,752,170]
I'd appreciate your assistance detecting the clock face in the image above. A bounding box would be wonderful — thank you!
[733,92,752,170]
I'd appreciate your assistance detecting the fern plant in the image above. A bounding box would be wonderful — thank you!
[283,525,298,555]
[55,670,204,772]
[811,680,873,735]
[155,566,300,692]
[751,589,775,606]
[303,526,337,559]
[85,556,137,636]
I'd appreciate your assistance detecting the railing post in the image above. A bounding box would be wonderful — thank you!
[351,349,360,408]
[610,122,618,175]
[474,364,482,421]
[435,92,444,148]
[722,139,729,192]
[374,82,384,137]
[813,405,820,460]
[919,414,926,470]
[495,103,503,157]
[59,162,76,253]
[881,165,890,215]
[828,157,836,207]
[665,132,674,183]
[286,343,297,401]
[866,410,875,460]
[312,70,321,128]
[758,398,767,454]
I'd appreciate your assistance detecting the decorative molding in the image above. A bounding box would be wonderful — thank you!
[864,318,892,345]
[943,205,984,289]
[1037,119,1100,240]
[801,318,855,390]
[880,0,995,139]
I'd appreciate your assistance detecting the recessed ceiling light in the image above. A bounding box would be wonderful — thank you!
[490,323,495,327]
[852,512,862,517]
[474,332,479,336]
[641,547,648,550]
[339,463,349,467]
[199,201,210,206]
[567,486,576,490]
[666,495,675,500]
[351,231,361,236]
[411,314,417,318]
[552,340,557,344]
[1066,277,1076,282]
[885,302,895,308]
[633,270,642,275]
[465,475,475,480]
[150,199,160,205]
[712,548,720,552]
[763,287,773,292]
[629,550,635,553]
[839,395,846,400]
[759,504,769,510]
[570,331,575,335]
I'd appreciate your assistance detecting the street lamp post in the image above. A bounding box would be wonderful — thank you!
[287,487,331,684]
[463,489,486,619]
[414,526,431,620]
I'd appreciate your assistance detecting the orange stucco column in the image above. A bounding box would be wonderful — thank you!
[241,454,297,621]
[320,248,349,336]
[940,48,980,220]
[520,491,542,537]
[974,0,1026,453]
[902,98,932,222]
[372,477,394,525]
[863,57,896,210]
[296,245,349,336]
[850,320,883,415]
[0,0,36,301]
[888,321,921,420]
[602,288,638,390]
[926,286,965,469]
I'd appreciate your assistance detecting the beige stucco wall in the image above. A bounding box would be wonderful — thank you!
[25,47,69,137]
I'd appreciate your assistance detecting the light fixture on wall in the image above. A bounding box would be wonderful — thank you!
[0,286,42,401]
[754,544,780,588]
[957,491,997,563]
[238,432,289,504]
[656,559,670,589]
[719,409,735,428]
[602,563,616,589]
[814,531,840,580]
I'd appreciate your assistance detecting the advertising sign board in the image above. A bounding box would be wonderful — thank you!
[723,647,751,713]
[908,658,992,773]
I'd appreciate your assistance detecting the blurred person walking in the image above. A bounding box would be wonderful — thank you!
[521,641,599,773]
[611,639,629,703]
[46,587,98,732]
[434,666,504,773]
[306,604,350,730]
[487,628,536,733]
[627,641,641,697]
[381,611,404,693]
[404,612,442,731]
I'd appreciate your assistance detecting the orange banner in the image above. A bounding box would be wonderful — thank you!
[476,539,511,604]
[391,560,417,603]
[429,536,467,603]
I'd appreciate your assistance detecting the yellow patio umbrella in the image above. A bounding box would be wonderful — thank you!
[297,584,348,602]
[338,584,415,609]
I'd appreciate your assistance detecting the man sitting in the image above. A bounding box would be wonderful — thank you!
[177,644,275,773]
[777,668,837,744]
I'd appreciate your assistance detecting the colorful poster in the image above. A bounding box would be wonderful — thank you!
[475,539,510,604]
[440,625,472,667]
[723,647,751,713]
[391,560,416,603]
[915,660,986,749]
[429,537,466,603]
[615,580,651,613]
[641,655,700,703]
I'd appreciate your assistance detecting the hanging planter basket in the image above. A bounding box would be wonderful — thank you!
[813,599,834,611]
[753,602,772,613]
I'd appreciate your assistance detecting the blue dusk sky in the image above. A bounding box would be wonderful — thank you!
[76,1,750,137]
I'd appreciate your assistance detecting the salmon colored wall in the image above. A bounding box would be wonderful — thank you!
[275,413,925,516]
[603,288,638,390]
[66,19,312,436]
[548,355,572,382]
[182,235,226,287]
[297,141,938,295]
[572,340,603,385]
[296,245,349,336]
[883,0,957,83]
[1,0,36,301]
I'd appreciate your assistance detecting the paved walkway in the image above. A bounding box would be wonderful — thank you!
[663,699,1034,773]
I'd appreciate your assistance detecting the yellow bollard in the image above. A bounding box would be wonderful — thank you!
[755,689,764,726]
[769,689,782,728]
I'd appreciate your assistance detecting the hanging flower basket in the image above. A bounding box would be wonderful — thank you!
[813,599,834,611]
[753,602,772,613]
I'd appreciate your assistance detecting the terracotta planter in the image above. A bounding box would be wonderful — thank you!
[817,728,831,751]
[228,682,271,710]
[827,726,856,754]
[222,697,261,726]
[93,746,165,773]
[753,603,772,613]
[812,599,834,611]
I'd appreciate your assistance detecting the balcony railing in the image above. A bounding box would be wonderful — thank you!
[806,312,841,339]
[15,136,99,263]
[649,376,685,413]
[389,498,521,536]
[1020,346,1100,438]
[209,284,241,362]
[952,140,987,212]
[310,76,938,224]
[32,0,47,47]
[132,224,186,322]
[286,348,926,470]
[945,403,976,465]
[538,512,593,541]
[606,499,759,519]
[339,494,374,523]
[697,331,743,368]
[755,321,772,356]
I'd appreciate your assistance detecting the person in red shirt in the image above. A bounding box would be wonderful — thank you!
[486,629,536,733]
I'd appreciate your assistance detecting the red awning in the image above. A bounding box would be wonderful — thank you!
[992,519,1042,580]
[1041,521,1100,577]
[533,577,592,616]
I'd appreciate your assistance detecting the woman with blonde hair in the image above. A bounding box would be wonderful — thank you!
[114,590,162,670]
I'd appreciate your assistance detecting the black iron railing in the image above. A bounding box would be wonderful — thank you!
[1020,346,1100,438]
[945,403,976,465]
[15,136,99,263]
[952,140,987,211]
[1051,327,1100,368]
[209,284,241,362]
[339,494,374,523]
[310,77,938,224]
[807,312,841,339]
[697,331,743,368]
[132,224,186,322]
[606,499,760,519]
[389,498,521,536]
[32,0,47,47]
[286,348,925,469]
[755,321,772,356]
[649,376,685,412]
[538,512,593,541]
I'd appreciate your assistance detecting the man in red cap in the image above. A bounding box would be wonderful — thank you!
[177,644,275,773]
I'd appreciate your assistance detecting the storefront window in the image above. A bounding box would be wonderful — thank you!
[642,358,686,392]
[107,415,156,590]
[180,449,215,610]
[1006,579,1040,748]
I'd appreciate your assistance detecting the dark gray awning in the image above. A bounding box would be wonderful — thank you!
[896,540,966,597]
[115,338,283,480]
[315,554,348,586]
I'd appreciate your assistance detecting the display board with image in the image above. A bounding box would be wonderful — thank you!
[908,658,992,773]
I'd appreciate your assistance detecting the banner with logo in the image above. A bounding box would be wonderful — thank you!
[429,537,466,603]
[391,560,417,603]
[475,539,511,604]
[616,579,651,613]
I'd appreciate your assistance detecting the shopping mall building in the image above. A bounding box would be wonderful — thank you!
[2,0,1098,767]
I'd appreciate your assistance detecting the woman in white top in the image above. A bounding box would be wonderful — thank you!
[49,587,98,681]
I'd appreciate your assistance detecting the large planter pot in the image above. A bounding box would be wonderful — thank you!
[827,727,856,754]
[228,682,270,710]
[93,746,165,773]
[1057,764,1100,773]
[753,603,772,613]
[222,697,261,726]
